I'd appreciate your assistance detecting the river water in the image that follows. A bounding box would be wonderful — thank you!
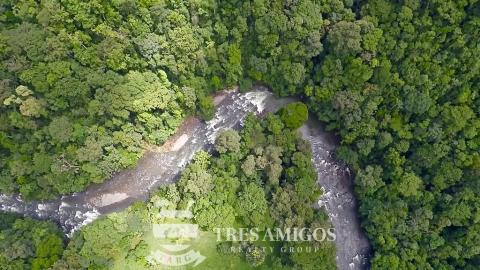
[0,87,371,270]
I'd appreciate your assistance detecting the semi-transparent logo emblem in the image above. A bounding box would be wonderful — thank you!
[146,199,205,267]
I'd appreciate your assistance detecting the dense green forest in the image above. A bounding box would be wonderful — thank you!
[308,1,480,269]
[52,111,334,270]
[0,0,356,200]
[1,112,336,269]
[0,0,479,269]
[0,213,64,270]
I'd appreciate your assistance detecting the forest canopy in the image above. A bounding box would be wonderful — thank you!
[0,0,479,269]
[0,213,64,270]
[1,111,335,270]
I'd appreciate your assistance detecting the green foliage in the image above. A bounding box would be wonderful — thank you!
[52,112,335,269]
[288,241,336,270]
[1,0,479,269]
[307,1,480,268]
[198,96,215,121]
[236,183,268,229]
[214,129,241,154]
[245,245,266,267]
[279,102,309,129]
[0,0,362,202]
[0,213,64,270]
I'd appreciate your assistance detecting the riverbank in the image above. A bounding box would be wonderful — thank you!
[0,86,371,270]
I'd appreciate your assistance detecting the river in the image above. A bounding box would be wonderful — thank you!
[0,86,371,270]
